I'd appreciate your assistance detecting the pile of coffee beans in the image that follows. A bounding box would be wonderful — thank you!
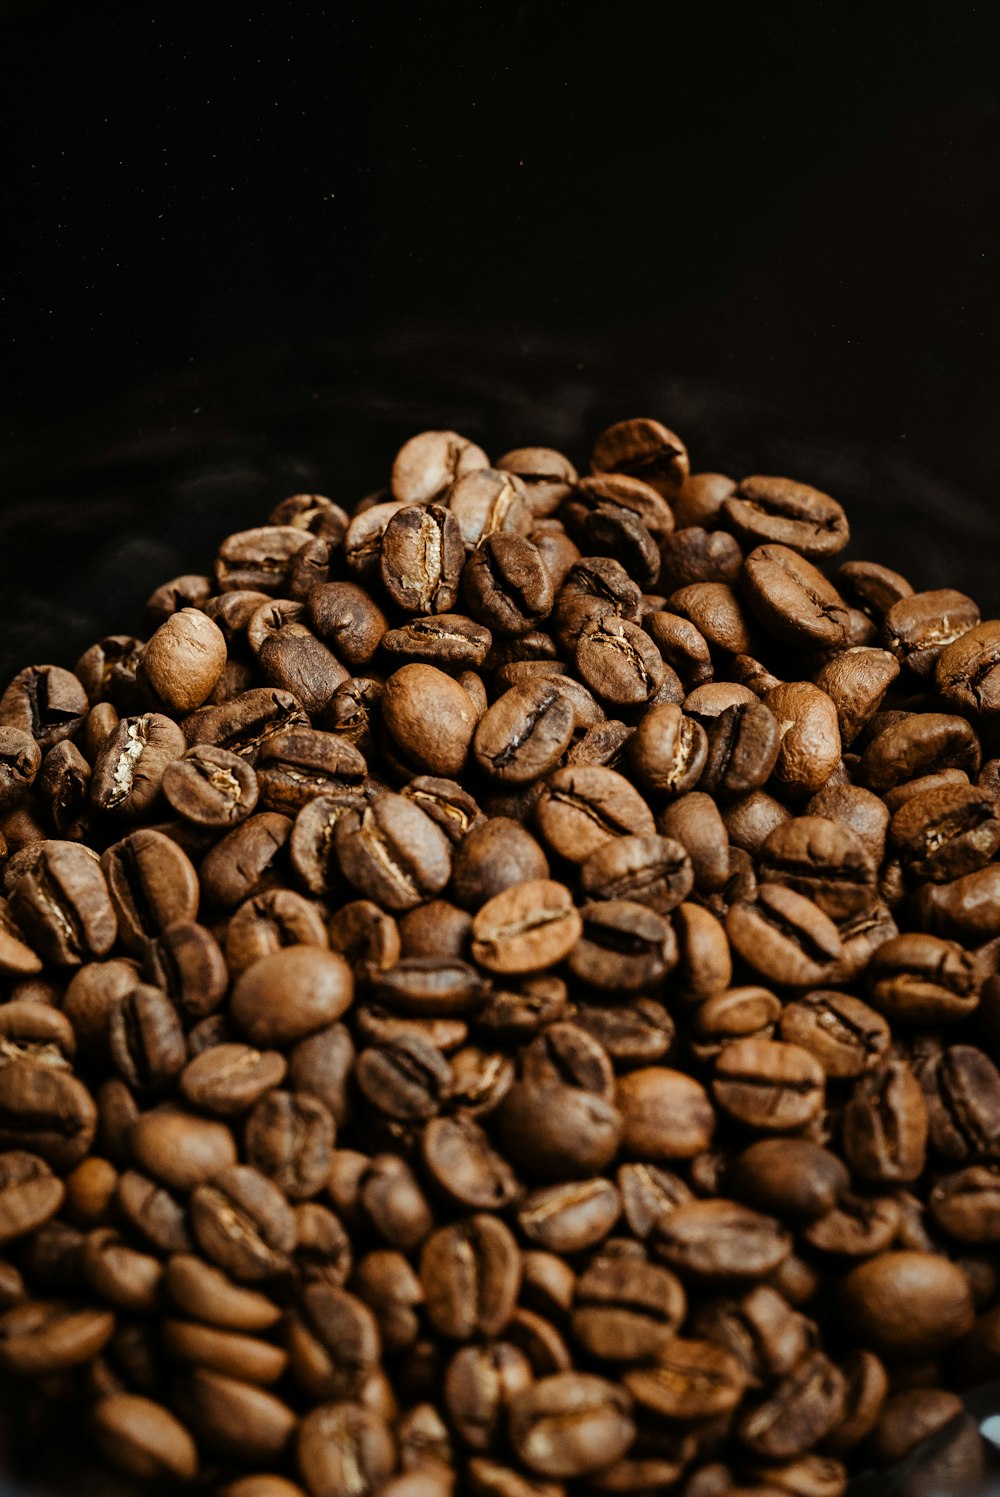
[1,417,999,1497]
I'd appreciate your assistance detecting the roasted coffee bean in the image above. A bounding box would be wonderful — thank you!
[108,982,187,1093]
[737,1351,847,1458]
[575,616,666,706]
[883,588,980,678]
[380,665,477,779]
[517,1178,621,1254]
[756,817,875,922]
[508,1370,635,1479]
[842,1251,974,1357]
[741,544,851,648]
[728,885,843,988]
[231,946,353,1046]
[936,617,1000,714]
[653,1199,791,1283]
[296,1400,396,1496]
[496,1080,622,1181]
[712,1039,825,1132]
[0,727,42,810]
[389,429,488,504]
[730,1138,849,1220]
[0,1151,65,1245]
[356,1034,452,1121]
[115,1170,191,1254]
[451,817,549,909]
[225,888,329,975]
[421,1112,519,1209]
[0,665,90,751]
[725,476,848,557]
[142,919,228,1020]
[572,1253,685,1360]
[102,828,198,951]
[497,446,578,515]
[890,782,1000,883]
[336,791,452,911]
[591,417,689,494]
[841,1055,928,1184]
[624,1336,747,1419]
[473,681,576,786]
[689,985,782,1061]
[617,1068,715,1161]
[763,682,841,797]
[0,1062,97,1170]
[0,1299,115,1375]
[860,711,981,792]
[579,832,693,913]
[778,991,890,1078]
[918,1043,1000,1162]
[566,899,676,992]
[9,841,117,965]
[420,1214,520,1340]
[245,1090,336,1199]
[867,933,979,1024]
[470,880,581,975]
[535,765,655,863]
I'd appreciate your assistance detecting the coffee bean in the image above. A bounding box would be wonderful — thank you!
[496,446,578,515]
[741,544,851,647]
[841,1251,974,1357]
[0,1299,115,1375]
[109,982,187,1093]
[472,681,576,786]
[420,1214,520,1340]
[296,1400,396,1496]
[591,418,689,495]
[470,880,581,975]
[624,1336,748,1419]
[0,1152,65,1245]
[653,1199,791,1282]
[757,816,876,922]
[508,1370,635,1479]
[778,990,890,1078]
[0,664,90,751]
[129,1104,237,1192]
[90,1392,199,1483]
[918,1043,1000,1162]
[763,682,842,797]
[737,1351,847,1458]
[712,1039,825,1132]
[9,842,117,966]
[884,588,980,678]
[616,1068,715,1161]
[381,665,477,779]
[518,1179,622,1254]
[356,1033,452,1121]
[245,1090,335,1199]
[0,1062,97,1170]
[730,1138,849,1220]
[725,476,849,557]
[231,946,353,1047]
[336,791,452,912]
[728,885,843,988]
[572,1253,685,1360]
[102,828,199,951]
[421,1112,519,1210]
[841,1054,928,1184]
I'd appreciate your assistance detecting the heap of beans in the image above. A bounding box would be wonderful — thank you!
[0,418,998,1497]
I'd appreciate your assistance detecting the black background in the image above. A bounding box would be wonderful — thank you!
[1,0,1000,678]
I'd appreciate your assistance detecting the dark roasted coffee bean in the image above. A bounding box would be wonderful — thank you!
[183,686,308,764]
[130,1104,238,1192]
[730,1138,849,1220]
[255,725,366,814]
[884,588,980,678]
[356,1034,452,1121]
[653,1199,791,1283]
[231,946,353,1047]
[841,1054,928,1184]
[918,1043,1000,1162]
[616,1067,715,1161]
[842,1251,974,1357]
[420,1214,520,1340]
[36,739,91,837]
[448,468,533,548]
[421,1112,519,1209]
[737,1351,847,1458]
[496,446,577,515]
[190,1163,295,1281]
[109,982,186,1093]
[473,680,575,786]
[9,841,117,965]
[778,990,890,1078]
[215,526,311,595]
[860,711,981,792]
[741,544,851,647]
[567,898,676,992]
[462,533,555,636]
[712,1039,825,1133]
[928,1164,1000,1243]
[115,1170,192,1253]
[757,816,876,921]
[575,615,666,707]
[699,700,780,800]
[728,885,843,988]
[336,791,452,912]
[200,812,293,912]
[0,665,90,751]
[444,1339,533,1453]
[508,1370,635,1479]
[289,790,370,897]
[890,782,1000,882]
[225,888,329,975]
[572,1252,685,1360]
[725,476,849,557]
[763,681,842,796]
[689,985,782,1061]
[380,503,465,615]
[102,828,198,951]
[535,765,654,863]
[867,933,979,1024]
[0,1299,115,1375]
[496,1079,622,1181]
[591,417,688,494]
